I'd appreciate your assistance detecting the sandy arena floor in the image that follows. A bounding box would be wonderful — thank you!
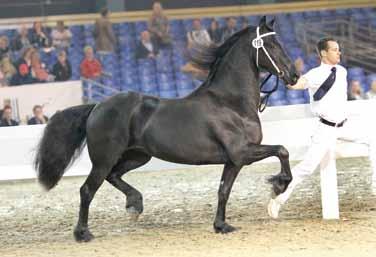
[0,157,375,257]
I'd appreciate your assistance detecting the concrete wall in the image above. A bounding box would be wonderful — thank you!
[1,99,374,181]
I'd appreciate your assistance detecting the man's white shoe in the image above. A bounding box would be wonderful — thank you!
[267,198,281,219]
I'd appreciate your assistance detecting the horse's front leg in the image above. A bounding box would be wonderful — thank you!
[244,143,292,196]
[213,163,242,233]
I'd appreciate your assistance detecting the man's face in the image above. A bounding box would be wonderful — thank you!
[141,31,150,41]
[3,108,12,120]
[322,41,341,65]
[227,18,236,29]
[351,81,361,94]
[192,20,201,30]
[58,52,66,63]
[86,48,94,59]
[34,107,43,117]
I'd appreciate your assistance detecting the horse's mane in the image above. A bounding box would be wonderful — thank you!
[188,26,255,83]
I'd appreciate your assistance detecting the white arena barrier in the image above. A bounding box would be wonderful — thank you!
[0,98,375,220]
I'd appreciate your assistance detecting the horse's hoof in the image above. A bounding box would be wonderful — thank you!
[214,222,237,234]
[126,206,141,221]
[74,227,95,242]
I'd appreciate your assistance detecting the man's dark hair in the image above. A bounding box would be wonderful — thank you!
[100,7,109,17]
[317,37,337,57]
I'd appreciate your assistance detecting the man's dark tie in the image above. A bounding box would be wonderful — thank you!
[313,67,337,101]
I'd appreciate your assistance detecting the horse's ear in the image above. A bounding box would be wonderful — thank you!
[259,16,267,26]
[267,18,275,29]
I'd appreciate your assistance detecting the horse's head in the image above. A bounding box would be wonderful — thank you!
[251,16,299,86]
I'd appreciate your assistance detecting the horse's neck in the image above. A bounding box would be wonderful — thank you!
[198,45,260,113]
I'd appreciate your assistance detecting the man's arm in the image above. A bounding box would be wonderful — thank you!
[287,77,308,90]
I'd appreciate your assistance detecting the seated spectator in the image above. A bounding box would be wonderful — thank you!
[51,21,72,50]
[148,2,172,49]
[0,105,19,127]
[207,19,222,45]
[220,17,237,43]
[348,80,366,100]
[187,18,212,48]
[294,57,306,76]
[366,80,376,99]
[27,105,48,125]
[30,50,51,82]
[93,8,116,55]
[31,21,50,49]
[11,47,35,86]
[11,25,31,52]
[80,46,102,79]
[0,36,10,61]
[135,31,159,59]
[52,50,72,81]
[181,19,211,80]
[0,57,16,86]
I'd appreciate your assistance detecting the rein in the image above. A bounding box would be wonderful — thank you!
[258,73,279,112]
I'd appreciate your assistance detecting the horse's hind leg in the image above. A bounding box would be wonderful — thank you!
[74,164,112,242]
[106,151,151,219]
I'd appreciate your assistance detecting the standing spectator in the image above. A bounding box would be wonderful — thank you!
[187,18,212,48]
[80,46,102,79]
[11,47,35,85]
[366,80,376,99]
[220,17,237,43]
[0,105,18,127]
[135,31,158,59]
[0,57,16,86]
[148,2,172,49]
[207,19,222,45]
[30,51,50,82]
[31,21,50,49]
[11,25,31,52]
[348,80,366,100]
[51,21,72,50]
[93,7,117,57]
[0,36,10,61]
[52,50,72,81]
[27,105,48,125]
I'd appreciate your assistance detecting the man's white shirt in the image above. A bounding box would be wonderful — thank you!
[302,62,348,123]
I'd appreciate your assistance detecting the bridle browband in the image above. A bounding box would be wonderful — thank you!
[251,26,283,112]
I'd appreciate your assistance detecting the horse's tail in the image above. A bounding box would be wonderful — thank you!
[34,104,96,190]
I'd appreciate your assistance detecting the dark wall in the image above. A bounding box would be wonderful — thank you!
[0,0,97,18]
[123,0,310,11]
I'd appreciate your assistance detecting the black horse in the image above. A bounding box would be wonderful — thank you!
[35,16,299,242]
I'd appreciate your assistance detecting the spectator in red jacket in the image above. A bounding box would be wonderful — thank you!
[80,46,102,79]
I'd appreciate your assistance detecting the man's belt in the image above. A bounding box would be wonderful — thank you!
[319,117,347,127]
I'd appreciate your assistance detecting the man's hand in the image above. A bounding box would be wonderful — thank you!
[287,77,307,90]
